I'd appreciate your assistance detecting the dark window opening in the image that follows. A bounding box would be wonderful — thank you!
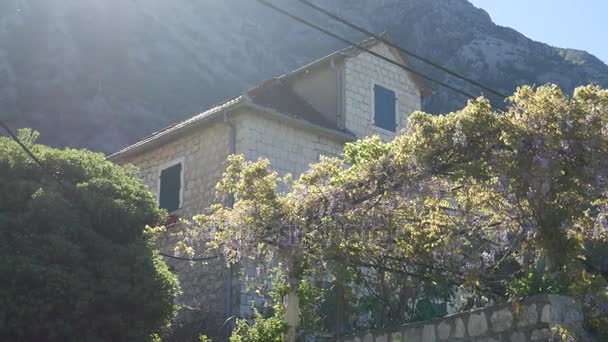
[374,84,397,132]
[159,163,182,212]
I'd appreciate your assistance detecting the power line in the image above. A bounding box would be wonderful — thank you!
[0,119,98,220]
[0,120,66,188]
[255,0,482,102]
[2,1,506,263]
[1,119,217,263]
[298,0,508,100]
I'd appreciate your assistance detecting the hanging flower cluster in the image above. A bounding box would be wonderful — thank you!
[179,85,608,335]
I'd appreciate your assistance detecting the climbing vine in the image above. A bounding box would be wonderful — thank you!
[178,85,608,338]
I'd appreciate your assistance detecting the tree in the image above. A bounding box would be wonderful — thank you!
[0,129,179,341]
[184,85,608,337]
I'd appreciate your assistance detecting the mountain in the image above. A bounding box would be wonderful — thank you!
[1,0,607,153]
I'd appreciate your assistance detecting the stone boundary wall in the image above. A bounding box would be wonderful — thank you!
[337,295,583,342]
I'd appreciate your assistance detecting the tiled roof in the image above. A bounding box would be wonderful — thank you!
[108,96,244,159]
[109,35,429,160]
[246,78,339,130]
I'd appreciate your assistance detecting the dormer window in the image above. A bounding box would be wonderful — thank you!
[158,158,184,212]
[373,84,397,132]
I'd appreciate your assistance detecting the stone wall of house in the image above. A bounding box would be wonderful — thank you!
[336,295,584,342]
[343,42,421,141]
[234,111,344,177]
[117,122,233,338]
[113,41,425,338]
[233,110,345,317]
[126,122,232,219]
[119,110,350,335]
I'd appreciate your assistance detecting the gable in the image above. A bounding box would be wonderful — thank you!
[346,40,431,98]
[341,39,423,140]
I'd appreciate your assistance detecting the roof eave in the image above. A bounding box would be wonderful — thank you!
[108,98,246,162]
[277,52,346,83]
[108,98,355,163]
[243,98,357,143]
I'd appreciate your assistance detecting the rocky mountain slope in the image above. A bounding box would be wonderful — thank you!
[1,0,607,153]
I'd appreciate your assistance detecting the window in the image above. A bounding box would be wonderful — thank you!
[158,160,183,212]
[373,84,397,132]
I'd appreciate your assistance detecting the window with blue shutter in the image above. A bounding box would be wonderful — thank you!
[159,163,182,212]
[374,84,397,132]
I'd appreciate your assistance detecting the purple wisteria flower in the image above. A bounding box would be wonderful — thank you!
[498,228,509,243]
[453,121,467,147]
[533,153,550,170]
[481,250,496,264]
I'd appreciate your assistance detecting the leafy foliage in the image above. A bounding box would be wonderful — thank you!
[199,334,213,342]
[0,130,179,341]
[506,257,567,298]
[229,309,287,342]
[183,85,608,336]
[550,325,579,342]
[229,267,288,342]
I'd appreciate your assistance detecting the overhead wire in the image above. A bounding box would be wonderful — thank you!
[297,0,508,100]
[255,0,505,104]
[2,0,513,264]
[1,119,218,263]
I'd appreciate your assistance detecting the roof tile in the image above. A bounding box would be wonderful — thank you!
[246,78,339,130]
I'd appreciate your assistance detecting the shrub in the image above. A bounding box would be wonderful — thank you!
[0,130,179,341]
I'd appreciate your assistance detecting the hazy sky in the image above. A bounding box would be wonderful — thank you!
[469,0,607,64]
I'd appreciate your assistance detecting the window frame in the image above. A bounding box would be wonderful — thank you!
[157,157,185,212]
[370,81,399,133]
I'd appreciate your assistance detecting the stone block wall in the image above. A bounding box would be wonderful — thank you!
[233,111,345,317]
[115,122,233,337]
[234,111,344,177]
[125,121,232,219]
[117,110,349,335]
[337,295,583,342]
[343,42,422,141]
[112,40,426,338]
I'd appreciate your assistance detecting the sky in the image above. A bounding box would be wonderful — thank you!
[468,0,607,64]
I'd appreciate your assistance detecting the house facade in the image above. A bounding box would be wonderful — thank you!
[109,37,429,337]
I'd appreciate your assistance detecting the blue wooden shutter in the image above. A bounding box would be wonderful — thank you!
[159,163,181,212]
[374,85,396,131]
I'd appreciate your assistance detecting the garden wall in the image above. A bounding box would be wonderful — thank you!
[336,295,583,342]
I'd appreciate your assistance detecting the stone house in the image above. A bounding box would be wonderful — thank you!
[108,36,430,337]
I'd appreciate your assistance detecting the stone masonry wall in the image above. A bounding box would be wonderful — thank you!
[117,121,233,337]
[343,42,422,141]
[234,111,344,177]
[118,111,349,334]
[126,122,231,219]
[115,41,425,337]
[233,111,345,317]
[337,295,584,342]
